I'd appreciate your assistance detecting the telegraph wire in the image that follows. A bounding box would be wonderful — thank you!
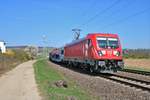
[100,7,150,29]
[79,0,121,28]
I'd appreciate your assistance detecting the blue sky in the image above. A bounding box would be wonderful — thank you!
[0,0,150,48]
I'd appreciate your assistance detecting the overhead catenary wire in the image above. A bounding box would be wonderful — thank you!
[100,7,150,29]
[92,0,135,24]
[79,0,121,28]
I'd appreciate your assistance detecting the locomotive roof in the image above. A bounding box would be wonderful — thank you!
[87,33,118,38]
[65,37,85,47]
[65,33,119,47]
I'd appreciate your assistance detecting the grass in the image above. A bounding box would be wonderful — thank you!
[34,59,92,100]
[124,66,150,72]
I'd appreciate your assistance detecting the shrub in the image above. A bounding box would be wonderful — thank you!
[0,49,32,75]
[123,49,150,59]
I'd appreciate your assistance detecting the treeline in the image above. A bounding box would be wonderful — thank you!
[0,49,32,75]
[123,49,150,59]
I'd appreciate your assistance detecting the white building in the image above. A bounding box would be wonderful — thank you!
[0,41,6,53]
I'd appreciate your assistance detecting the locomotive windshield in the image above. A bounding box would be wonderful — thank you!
[97,37,119,49]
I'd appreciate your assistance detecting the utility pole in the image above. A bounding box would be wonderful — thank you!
[72,28,81,40]
[42,34,47,58]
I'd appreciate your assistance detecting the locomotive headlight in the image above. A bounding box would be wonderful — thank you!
[98,51,103,56]
[98,50,105,56]
[113,51,120,56]
[101,50,106,55]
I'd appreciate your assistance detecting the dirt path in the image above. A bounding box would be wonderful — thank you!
[0,60,41,100]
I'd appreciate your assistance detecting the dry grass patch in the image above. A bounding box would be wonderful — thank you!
[124,59,150,71]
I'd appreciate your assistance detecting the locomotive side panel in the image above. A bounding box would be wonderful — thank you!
[64,40,85,60]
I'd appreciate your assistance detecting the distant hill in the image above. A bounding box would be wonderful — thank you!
[7,46,54,49]
[7,46,28,49]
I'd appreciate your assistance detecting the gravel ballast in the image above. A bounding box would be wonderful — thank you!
[115,71,150,82]
[48,61,150,100]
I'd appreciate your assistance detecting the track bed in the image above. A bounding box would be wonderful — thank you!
[48,61,150,100]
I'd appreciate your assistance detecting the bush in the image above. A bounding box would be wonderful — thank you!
[123,49,150,59]
[12,49,32,61]
[0,49,32,75]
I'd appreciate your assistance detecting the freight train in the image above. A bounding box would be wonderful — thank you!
[49,48,64,63]
[49,33,124,73]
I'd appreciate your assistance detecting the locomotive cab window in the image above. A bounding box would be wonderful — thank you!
[97,37,119,49]
[97,37,107,48]
[108,38,119,49]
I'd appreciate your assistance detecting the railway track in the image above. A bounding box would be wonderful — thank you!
[122,69,150,76]
[99,74,150,92]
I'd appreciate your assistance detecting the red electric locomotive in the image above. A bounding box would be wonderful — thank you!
[64,33,124,73]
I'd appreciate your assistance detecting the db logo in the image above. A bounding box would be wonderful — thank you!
[107,50,112,56]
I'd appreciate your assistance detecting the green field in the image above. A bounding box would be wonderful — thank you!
[34,59,92,100]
